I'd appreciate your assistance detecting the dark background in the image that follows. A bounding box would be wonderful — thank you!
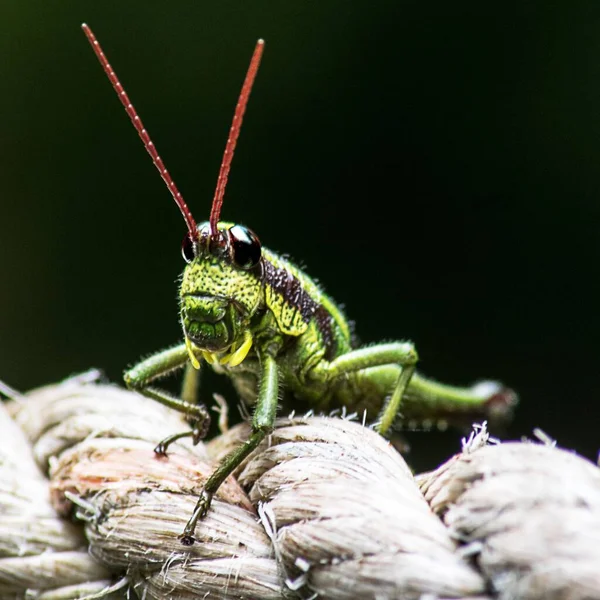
[1,2,599,471]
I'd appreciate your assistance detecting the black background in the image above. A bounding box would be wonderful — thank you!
[2,2,599,471]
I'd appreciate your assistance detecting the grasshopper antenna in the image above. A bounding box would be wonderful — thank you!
[209,39,264,236]
[81,23,198,240]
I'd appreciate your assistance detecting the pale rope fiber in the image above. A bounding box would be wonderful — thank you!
[1,372,600,599]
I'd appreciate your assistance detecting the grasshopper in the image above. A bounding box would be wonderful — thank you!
[82,25,516,545]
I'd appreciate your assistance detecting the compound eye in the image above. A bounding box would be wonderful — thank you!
[228,224,261,269]
[181,233,196,263]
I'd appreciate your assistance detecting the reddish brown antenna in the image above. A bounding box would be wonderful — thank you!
[81,23,197,239]
[209,39,264,235]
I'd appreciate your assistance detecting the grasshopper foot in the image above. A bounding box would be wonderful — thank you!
[154,440,170,456]
[179,489,214,546]
[475,381,519,423]
[154,428,199,456]
[179,533,195,546]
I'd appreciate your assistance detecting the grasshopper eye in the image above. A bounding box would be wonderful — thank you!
[228,224,261,269]
[181,233,196,263]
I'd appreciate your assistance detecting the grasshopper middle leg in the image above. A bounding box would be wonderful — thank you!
[312,341,515,432]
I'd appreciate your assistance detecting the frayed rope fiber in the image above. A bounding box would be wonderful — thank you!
[1,372,600,599]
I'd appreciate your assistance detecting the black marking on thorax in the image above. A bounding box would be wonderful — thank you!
[262,258,336,359]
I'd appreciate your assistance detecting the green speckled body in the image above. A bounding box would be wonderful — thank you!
[178,223,505,425]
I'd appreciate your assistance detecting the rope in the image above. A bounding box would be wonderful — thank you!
[1,372,600,599]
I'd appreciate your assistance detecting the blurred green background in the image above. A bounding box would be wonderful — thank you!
[1,1,599,470]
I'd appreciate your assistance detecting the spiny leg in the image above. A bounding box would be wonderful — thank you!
[323,360,516,432]
[405,371,517,424]
[314,342,419,436]
[153,362,208,453]
[180,352,279,545]
[181,361,201,405]
[123,344,210,452]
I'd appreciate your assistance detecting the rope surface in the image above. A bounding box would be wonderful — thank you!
[1,373,600,599]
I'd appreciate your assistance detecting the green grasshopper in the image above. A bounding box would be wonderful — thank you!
[82,24,516,545]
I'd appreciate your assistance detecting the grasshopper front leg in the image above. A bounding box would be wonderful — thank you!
[123,344,210,448]
[180,351,279,545]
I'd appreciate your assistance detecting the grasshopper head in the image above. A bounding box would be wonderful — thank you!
[179,221,263,366]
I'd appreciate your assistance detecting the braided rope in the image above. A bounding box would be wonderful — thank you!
[1,373,600,599]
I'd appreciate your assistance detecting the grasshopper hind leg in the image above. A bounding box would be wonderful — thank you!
[314,342,516,435]
[314,342,418,436]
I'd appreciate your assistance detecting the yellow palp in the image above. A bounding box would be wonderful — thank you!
[185,337,201,370]
[223,330,253,367]
[202,350,216,365]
